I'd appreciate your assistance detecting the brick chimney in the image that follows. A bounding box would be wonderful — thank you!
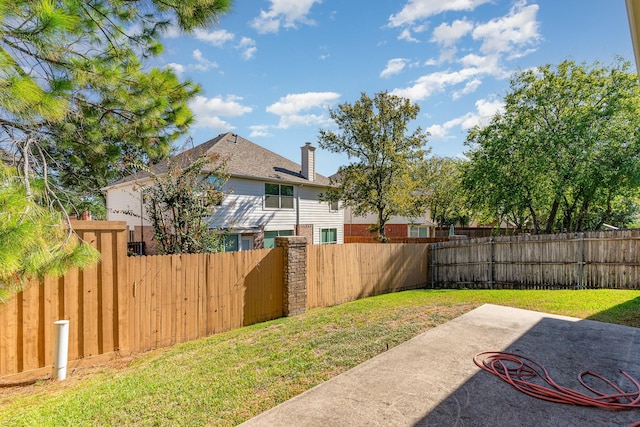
[301,142,316,181]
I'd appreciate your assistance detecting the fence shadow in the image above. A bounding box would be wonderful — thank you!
[413,313,640,426]
[242,248,284,326]
[585,296,640,328]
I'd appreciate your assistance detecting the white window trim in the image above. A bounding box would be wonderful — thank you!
[264,183,295,210]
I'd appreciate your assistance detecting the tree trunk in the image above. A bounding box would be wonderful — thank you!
[378,207,388,242]
[545,198,560,234]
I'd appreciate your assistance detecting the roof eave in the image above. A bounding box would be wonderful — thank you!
[626,0,640,77]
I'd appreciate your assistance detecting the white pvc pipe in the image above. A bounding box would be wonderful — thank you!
[52,320,70,380]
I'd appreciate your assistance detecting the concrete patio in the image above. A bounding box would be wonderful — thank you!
[240,304,640,426]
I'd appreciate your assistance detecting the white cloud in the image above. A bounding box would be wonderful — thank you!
[267,92,340,115]
[266,92,341,129]
[277,113,331,129]
[389,0,491,28]
[189,95,253,131]
[167,62,185,76]
[392,68,483,101]
[251,0,322,34]
[432,19,474,47]
[472,2,541,55]
[380,58,408,78]
[249,125,273,138]
[193,29,235,47]
[425,124,448,139]
[475,98,505,120]
[192,49,218,71]
[398,28,419,43]
[452,78,482,99]
[459,53,507,77]
[238,37,257,60]
[165,51,218,76]
[427,98,505,140]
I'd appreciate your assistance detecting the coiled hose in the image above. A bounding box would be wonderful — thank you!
[474,351,640,427]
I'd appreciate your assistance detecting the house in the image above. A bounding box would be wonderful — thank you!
[103,133,344,254]
[329,171,437,239]
[343,207,437,239]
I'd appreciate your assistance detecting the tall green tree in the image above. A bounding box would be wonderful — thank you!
[418,156,469,227]
[462,59,640,233]
[0,0,232,203]
[0,0,231,299]
[142,153,229,254]
[318,91,429,241]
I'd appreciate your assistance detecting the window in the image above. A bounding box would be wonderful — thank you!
[263,230,294,248]
[207,176,226,206]
[329,200,339,211]
[224,235,239,252]
[321,228,337,244]
[409,225,430,238]
[265,183,294,209]
[224,235,254,252]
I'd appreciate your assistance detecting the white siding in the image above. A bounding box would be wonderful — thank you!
[105,182,151,230]
[211,178,297,231]
[106,175,345,245]
[297,185,343,244]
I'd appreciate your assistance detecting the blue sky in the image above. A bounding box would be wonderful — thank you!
[157,0,635,177]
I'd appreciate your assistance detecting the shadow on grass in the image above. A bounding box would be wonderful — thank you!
[586,296,640,328]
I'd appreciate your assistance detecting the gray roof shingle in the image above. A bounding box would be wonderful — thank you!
[105,133,331,188]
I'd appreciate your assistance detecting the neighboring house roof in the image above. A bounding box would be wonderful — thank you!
[104,132,331,190]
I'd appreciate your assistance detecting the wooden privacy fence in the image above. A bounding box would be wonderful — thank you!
[431,230,640,289]
[0,221,128,379]
[0,222,431,379]
[307,243,429,309]
[0,221,284,379]
[124,249,283,355]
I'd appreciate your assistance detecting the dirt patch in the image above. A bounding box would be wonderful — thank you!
[0,350,154,405]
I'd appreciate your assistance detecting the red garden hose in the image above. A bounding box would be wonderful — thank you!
[474,351,640,427]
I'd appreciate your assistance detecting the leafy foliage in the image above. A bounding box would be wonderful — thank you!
[0,0,232,203]
[462,59,640,233]
[417,156,469,227]
[142,153,229,254]
[0,0,231,299]
[318,91,429,241]
[0,165,100,302]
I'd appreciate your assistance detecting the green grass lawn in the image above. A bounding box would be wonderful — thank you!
[1,289,639,426]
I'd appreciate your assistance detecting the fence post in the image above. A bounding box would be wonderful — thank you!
[430,243,438,289]
[489,237,494,290]
[578,232,585,289]
[276,236,308,316]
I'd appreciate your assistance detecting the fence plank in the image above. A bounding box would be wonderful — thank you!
[2,297,18,375]
[20,283,41,372]
[431,230,640,289]
[82,231,100,358]
[306,243,429,310]
[99,231,114,354]
[63,267,80,360]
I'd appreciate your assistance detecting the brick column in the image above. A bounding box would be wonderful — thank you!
[276,236,307,316]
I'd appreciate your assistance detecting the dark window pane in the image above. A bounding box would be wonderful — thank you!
[265,183,279,195]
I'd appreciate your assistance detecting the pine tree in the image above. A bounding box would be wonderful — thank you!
[0,165,99,301]
[0,0,232,299]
